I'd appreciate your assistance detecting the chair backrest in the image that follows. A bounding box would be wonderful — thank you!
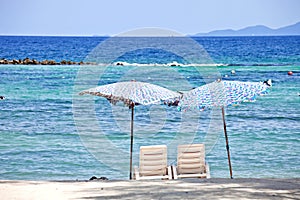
[177,144,206,175]
[139,145,167,177]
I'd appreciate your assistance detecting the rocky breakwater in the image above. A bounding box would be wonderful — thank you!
[0,58,95,65]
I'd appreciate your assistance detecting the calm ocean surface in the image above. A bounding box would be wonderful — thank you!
[0,36,299,180]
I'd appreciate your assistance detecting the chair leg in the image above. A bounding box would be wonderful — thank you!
[172,166,178,179]
[206,162,210,179]
[134,166,140,180]
[167,166,172,179]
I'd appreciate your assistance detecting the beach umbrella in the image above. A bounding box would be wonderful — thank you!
[178,79,271,179]
[79,81,181,179]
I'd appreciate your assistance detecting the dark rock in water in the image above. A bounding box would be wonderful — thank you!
[89,176,109,181]
[89,176,98,181]
[12,59,19,64]
[116,62,124,66]
[40,60,47,65]
[60,60,67,65]
[0,96,5,100]
[0,57,97,65]
[32,59,39,65]
[48,60,57,65]
[23,57,32,65]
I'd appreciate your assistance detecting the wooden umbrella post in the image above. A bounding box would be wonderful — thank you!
[221,106,233,179]
[129,102,134,180]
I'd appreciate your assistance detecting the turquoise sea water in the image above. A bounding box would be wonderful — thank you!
[0,36,299,180]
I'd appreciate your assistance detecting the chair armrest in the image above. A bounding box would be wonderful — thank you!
[134,166,140,180]
[172,165,178,179]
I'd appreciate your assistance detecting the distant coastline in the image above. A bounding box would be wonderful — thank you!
[194,22,300,36]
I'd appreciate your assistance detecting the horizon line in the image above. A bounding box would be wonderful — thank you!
[1,34,300,37]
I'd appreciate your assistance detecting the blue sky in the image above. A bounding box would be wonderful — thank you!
[1,0,300,36]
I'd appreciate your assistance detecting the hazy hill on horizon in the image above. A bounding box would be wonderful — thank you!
[195,22,300,36]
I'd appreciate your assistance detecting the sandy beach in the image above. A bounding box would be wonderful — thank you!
[1,178,299,200]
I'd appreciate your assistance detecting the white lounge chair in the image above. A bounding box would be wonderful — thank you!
[172,144,210,179]
[134,145,172,180]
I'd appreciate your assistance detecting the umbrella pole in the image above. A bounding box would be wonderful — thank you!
[221,106,233,179]
[129,103,134,180]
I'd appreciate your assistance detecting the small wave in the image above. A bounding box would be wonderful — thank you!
[227,63,295,66]
[112,61,227,67]
[104,61,297,67]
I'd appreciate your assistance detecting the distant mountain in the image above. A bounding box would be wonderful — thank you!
[195,22,300,36]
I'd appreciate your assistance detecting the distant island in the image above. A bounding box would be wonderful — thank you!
[195,22,300,36]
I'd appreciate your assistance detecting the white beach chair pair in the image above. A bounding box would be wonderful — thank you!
[133,144,210,180]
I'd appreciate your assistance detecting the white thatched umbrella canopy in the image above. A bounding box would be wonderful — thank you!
[178,80,271,179]
[79,81,181,179]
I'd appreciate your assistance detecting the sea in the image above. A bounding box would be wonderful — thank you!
[0,35,299,180]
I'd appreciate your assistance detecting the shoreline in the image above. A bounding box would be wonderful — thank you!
[1,178,299,199]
